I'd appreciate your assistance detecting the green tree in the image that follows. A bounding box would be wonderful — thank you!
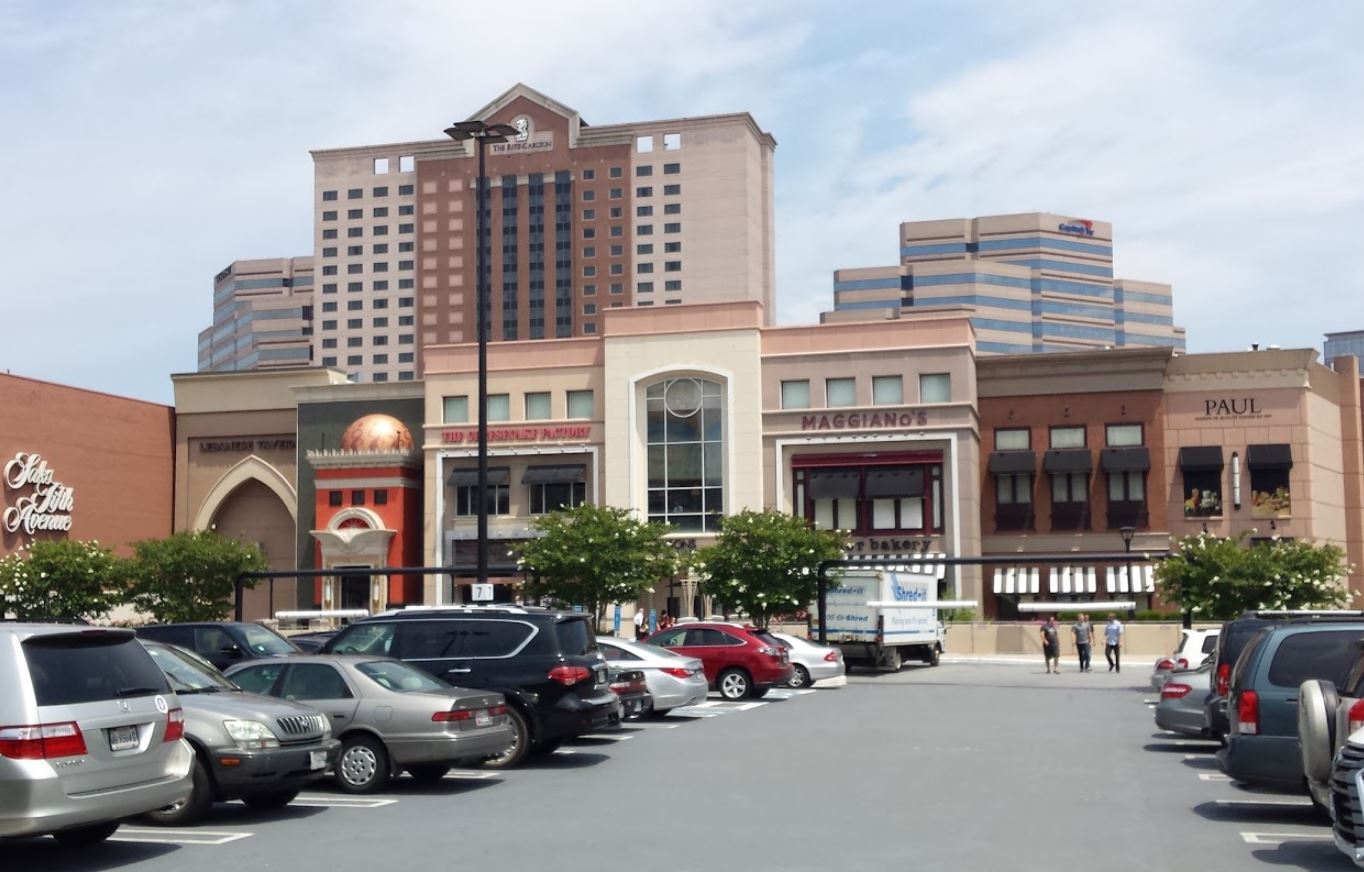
[1155,532,1351,620]
[0,539,128,620]
[516,504,685,621]
[692,510,848,628]
[127,531,268,623]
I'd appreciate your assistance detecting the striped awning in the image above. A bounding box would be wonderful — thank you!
[1105,564,1156,594]
[847,552,947,580]
[1049,566,1098,594]
[992,567,1041,595]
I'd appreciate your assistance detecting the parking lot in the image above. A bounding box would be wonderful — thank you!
[9,664,1356,872]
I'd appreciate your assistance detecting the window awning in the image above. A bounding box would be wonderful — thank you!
[1247,443,1293,470]
[1044,449,1092,474]
[521,465,586,485]
[988,451,1036,475]
[864,468,924,497]
[1105,564,1155,594]
[448,467,511,487]
[807,470,861,499]
[1100,446,1150,473]
[1049,566,1098,594]
[1177,446,1223,472]
[992,567,1040,595]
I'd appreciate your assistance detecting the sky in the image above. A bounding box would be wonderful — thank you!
[2,1,1363,404]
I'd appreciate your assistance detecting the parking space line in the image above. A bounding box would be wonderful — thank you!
[574,733,634,742]
[293,794,399,808]
[1164,738,1220,747]
[1239,831,1333,845]
[445,769,499,780]
[729,702,766,712]
[112,827,253,846]
[553,747,579,755]
[622,722,680,730]
[1215,798,1313,807]
[694,701,725,708]
[1199,772,1233,782]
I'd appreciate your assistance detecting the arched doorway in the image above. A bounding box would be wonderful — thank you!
[210,479,295,620]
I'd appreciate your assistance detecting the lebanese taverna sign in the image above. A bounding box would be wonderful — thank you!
[3,451,75,535]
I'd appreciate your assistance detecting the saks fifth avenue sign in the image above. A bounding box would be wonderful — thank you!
[441,425,591,445]
[3,452,75,535]
[801,411,929,431]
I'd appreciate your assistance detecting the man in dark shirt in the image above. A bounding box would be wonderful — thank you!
[1041,617,1061,674]
[1072,614,1094,673]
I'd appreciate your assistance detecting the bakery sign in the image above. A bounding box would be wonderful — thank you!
[3,452,75,535]
[1197,397,1271,422]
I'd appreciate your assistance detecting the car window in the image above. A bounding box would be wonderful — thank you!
[195,626,233,655]
[399,620,535,659]
[750,630,783,648]
[139,625,194,647]
[1222,620,1271,671]
[1266,630,1364,688]
[555,619,596,656]
[1341,646,1364,697]
[281,664,354,700]
[1176,631,1190,654]
[647,628,687,648]
[599,642,641,661]
[24,634,169,706]
[331,622,396,656]
[145,644,237,693]
[1201,634,1219,655]
[230,663,285,694]
[685,628,739,646]
[1231,629,1268,690]
[356,660,449,692]
[237,624,299,656]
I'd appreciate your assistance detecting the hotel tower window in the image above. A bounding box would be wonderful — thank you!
[646,378,724,532]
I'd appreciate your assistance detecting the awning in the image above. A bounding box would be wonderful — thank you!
[992,567,1040,595]
[1044,449,1092,474]
[1177,446,1224,472]
[521,465,586,485]
[1049,566,1097,594]
[988,451,1036,475]
[807,470,861,499]
[1105,564,1155,594]
[1100,446,1150,473]
[1247,443,1293,470]
[448,467,511,487]
[864,468,924,497]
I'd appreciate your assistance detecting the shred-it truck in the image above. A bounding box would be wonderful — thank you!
[813,563,975,671]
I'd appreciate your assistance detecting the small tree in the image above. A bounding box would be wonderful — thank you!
[692,510,848,628]
[0,539,128,620]
[1155,532,1351,620]
[127,531,267,623]
[516,504,685,621]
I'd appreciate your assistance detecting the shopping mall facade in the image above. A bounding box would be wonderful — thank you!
[6,303,1363,621]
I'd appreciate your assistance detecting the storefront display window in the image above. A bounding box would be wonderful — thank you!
[646,378,724,532]
[1248,444,1293,519]
[451,467,511,516]
[796,462,942,535]
[1183,470,1223,517]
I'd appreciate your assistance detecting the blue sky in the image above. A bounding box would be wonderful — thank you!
[3,1,1362,403]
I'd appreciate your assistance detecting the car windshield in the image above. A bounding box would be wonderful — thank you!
[145,644,237,693]
[238,624,300,656]
[356,660,449,692]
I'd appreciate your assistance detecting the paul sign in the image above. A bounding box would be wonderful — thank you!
[3,452,75,535]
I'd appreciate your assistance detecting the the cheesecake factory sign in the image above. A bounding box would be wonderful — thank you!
[3,452,75,535]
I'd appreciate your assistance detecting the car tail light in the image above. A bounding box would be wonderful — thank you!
[824,651,841,662]
[0,722,87,759]
[1162,683,1193,700]
[1216,663,1231,697]
[433,709,474,722]
[660,667,693,678]
[1236,690,1259,735]
[759,646,783,659]
[1176,658,1189,670]
[547,665,592,686]
[488,704,508,717]
[1347,699,1364,736]
[164,708,185,743]
[1156,659,1175,671]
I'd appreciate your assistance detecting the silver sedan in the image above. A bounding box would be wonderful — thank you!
[226,655,513,793]
[1154,662,1213,738]
[772,633,846,688]
[596,636,708,714]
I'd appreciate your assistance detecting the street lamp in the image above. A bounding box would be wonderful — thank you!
[1119,526,1135,553]
[443,120,519,589]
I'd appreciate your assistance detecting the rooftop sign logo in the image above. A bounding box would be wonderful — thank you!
[1057,219,1095,237]
[3,452,75,536]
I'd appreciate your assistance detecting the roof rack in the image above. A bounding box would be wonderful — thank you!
[372,604,538,618]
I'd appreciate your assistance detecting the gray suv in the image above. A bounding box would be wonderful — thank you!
[140,641,339,825]
[0,624,193,846]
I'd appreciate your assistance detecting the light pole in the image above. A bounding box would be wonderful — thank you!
[444,120,518,589]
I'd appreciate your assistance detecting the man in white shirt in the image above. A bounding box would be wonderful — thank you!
[633,608,646,640]
[1104,613,1125,672]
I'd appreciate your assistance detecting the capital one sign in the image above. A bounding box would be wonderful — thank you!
[3,452,75,535]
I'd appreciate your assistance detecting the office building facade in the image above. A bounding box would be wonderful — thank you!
[1326,330,1364,367]
[826,212,1185,355]
[197,257,315,373]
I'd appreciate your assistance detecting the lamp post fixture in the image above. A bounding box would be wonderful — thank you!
[1119,526,1135,554]
[443,120,519,589]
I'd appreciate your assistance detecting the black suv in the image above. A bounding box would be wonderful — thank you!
[136,622,302,671]
[322,606,616,768]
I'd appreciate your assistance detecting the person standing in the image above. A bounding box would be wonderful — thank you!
[1072,613,1094,673]
[1040,617,1061,674]
[633,607,646,640]
[1104,612,1125,672]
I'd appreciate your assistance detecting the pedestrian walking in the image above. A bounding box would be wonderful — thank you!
[633,608,646,640]
[1072,613,1094,672]
[1040,616,1061,674]
[1104,612,1125,672]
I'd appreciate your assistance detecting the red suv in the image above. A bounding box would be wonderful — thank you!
[645,623,793,700]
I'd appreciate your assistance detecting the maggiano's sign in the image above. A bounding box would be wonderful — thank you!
[3,452,75,535]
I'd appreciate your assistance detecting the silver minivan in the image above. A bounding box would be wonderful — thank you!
[0,624,194,845]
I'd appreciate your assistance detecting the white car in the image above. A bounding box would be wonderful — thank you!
[1149,627,1220,691]
[772,633,846,688]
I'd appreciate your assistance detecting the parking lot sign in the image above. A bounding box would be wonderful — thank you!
[471,583,494,602]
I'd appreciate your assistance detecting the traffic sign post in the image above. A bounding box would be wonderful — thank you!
[612,604,622,635]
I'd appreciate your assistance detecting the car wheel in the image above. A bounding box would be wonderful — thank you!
[718,668,752,700]
[1299,679,1339,785]
[480,706,531,770]
[927,645,941,667]
[142,754,213,826]
[336,734,390,794]
[241,789,300,810]
[789,665,812,688]
[51,821,121,847]
[406,765,451,783]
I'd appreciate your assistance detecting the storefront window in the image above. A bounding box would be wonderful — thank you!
[995,473,1032,531]
[1050,472,1089,530]
[646,377,724,532]
[525,392,551,420]
[443,395,469,424]
[995,428,1030,450]
[919,373,951,404]
[1105,424,1143,446]
[1248,444,1292,519]
[1050,426,1085,449]
[567,390,594,419]
[796,463,942,535]
[1183,470,1223,517]
[1106,471,1147,529]
[826,378,855,407]
[452,468,511,517]
[529,481,586,514]
[871,376,903,405]
[781,380,810,410]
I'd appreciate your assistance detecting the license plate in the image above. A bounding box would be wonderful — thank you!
[108,725,139,752]
[475,710,492,727]
[309,750,327,770]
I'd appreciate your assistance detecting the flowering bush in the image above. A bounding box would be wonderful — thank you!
[0,539,128,620]
[1155,532,1350,619]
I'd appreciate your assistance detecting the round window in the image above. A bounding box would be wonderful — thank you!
[664,378,704,417]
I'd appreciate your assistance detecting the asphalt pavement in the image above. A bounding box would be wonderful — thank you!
[7,664,1355,872]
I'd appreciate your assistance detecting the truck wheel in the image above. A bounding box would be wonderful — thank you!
[927,645,941,667]
[1299,679,1339,784]
[878,647,903,672]
[718,668,752,700]
[142,754,213,826]
[789,665,812,688]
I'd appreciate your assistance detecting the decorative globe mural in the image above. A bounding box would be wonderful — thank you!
[339,415,414,452]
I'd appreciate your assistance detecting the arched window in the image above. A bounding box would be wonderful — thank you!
[645,377,724,532]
